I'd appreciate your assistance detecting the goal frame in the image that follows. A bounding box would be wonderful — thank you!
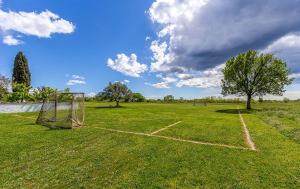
[36,92,85,129]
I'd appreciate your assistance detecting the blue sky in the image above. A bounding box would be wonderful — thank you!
[0,0,300,99]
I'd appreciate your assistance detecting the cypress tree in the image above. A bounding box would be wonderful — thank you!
[12,52,31,88]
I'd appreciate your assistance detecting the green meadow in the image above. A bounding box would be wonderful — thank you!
[1,102,299,188]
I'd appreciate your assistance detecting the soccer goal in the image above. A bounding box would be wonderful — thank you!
[193,100,207,106]
[36,92,85,129]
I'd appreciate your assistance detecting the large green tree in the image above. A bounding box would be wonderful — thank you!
[131,93,146,102]
[164,95,175,102]
[12,52,31,89]
[101,82,132,107]
[221,50,293,109]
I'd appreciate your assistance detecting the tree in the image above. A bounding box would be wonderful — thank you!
[0,75,10,101]
[7,83,31,102]
[131,93,146,102]
[124,92,133,102]
[101,82,132,107]
[222,50,293,109]
[179,97,184,102]
[33,86,57,101]
[283,97,290,103]
[164,95,174,102]
[12,52,31,88]
[95,92,105,101]
[63,88,71,93]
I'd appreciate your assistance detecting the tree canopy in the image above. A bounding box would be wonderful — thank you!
[221,50,293,109]
[164,95,175,102]
[7,83,31,102]
[12,52,31,88]
[101,82,132,107]
[33,86,57,101]
[131,93,146,102]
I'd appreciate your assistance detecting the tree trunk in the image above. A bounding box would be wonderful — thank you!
[116,100,120,107]
[246,94,251,110]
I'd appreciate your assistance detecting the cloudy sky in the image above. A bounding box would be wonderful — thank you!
[0,0,300,99]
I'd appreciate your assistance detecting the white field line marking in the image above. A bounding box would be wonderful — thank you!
[151,121,182,135]
[95,127,252,151]
[238,109,257,151]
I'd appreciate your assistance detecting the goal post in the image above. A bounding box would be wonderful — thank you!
[36,92,85,129]
[193,99,207,106]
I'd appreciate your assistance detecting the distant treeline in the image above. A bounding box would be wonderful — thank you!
[85,95,300,104]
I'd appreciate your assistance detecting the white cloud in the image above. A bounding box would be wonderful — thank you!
[107,53,148,77]
[3,35,23,45]
[263,34,300,52]
[262,33,300,73]
[150,40,175,72]
[72,75,85,80]
[145,75,177,89]
[148,64,224,89]
[176,64,223,88]
[289,72,300,79]
[113,80,130,84]
[145,81,170,89]
[86,92,96,97]
[176,75,220,88]
[67,80,86,86]
[152,82,171,89]
[66,75,86,86]
[0,9,75,38]
[149,0,207,25]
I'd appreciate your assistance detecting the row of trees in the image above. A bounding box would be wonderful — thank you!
[0,84,67,103]
[0,52,32,102]
[0,52,62,103]
[94,83,244,107]
[92,87,298,106]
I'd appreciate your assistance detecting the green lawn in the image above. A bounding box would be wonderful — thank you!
[0,102,299,188]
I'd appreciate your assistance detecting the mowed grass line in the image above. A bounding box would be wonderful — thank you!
[0,102,299,188]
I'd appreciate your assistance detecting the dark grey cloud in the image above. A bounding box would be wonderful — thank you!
[150,0,300,71]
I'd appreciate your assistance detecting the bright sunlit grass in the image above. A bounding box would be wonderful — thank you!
[0,102,299,188]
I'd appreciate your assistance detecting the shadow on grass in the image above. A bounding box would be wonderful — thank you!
[40,125,75,131]
[91,105,126,109]
[216,109,259,114]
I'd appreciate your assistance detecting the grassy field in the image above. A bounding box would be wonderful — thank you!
[0,102,299,188]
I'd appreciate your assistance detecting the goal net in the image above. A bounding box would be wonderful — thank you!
[193,100,207,106]
[36,92,85,129]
